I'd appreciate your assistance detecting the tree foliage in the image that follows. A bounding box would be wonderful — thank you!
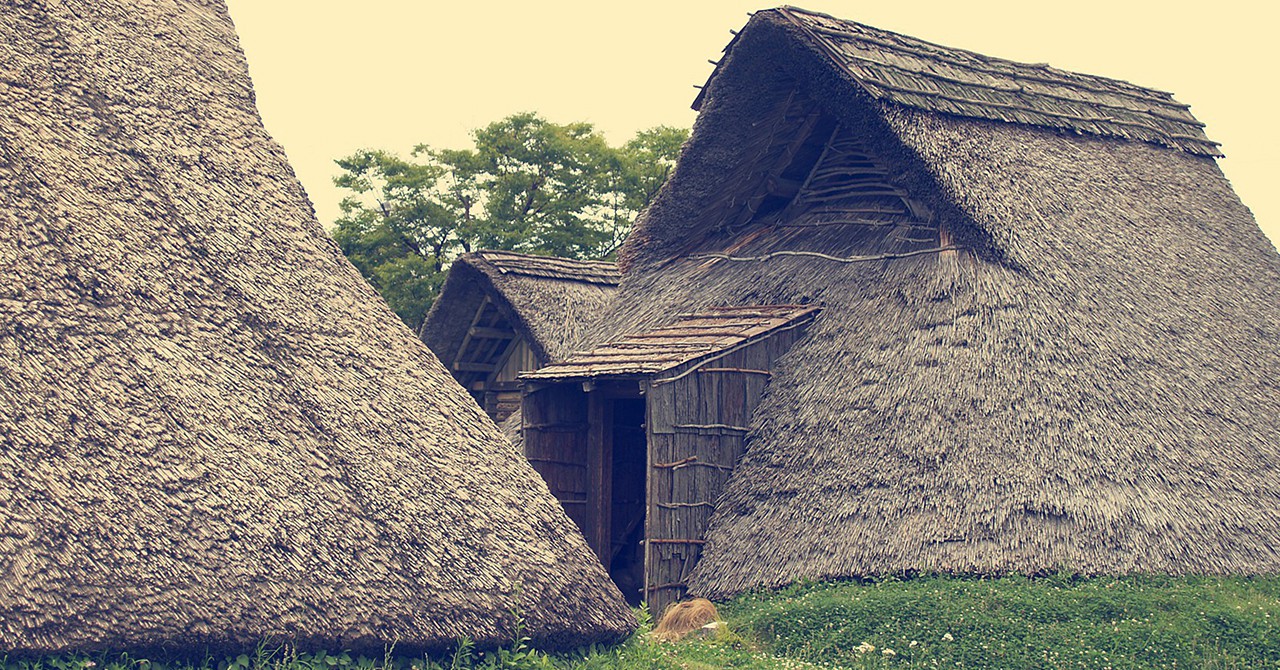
[330,113,687,329]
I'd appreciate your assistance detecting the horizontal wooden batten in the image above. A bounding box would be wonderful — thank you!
[454,362,497,373]
[656,501,716,509]
[673,423,750,433]
[675,461,732,472]
[527,457,587,468]
[652,456,734,473]
[523,422,587,431]
[467,326,516,341]
[698,367,771,376]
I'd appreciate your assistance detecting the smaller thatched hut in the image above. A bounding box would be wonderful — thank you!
[421,251,619,421]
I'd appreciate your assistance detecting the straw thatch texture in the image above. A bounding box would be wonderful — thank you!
[0,0,632,656]
[609,7,1280,599]
[421,251,619,367]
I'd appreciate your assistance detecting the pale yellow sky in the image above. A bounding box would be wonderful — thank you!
[226,1,1278,248]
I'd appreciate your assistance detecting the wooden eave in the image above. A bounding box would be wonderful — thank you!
[519,305,821,383]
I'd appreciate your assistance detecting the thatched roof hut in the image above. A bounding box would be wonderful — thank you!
[421,251,619,422]
[0,0,631,657]
[527,6,1280,608]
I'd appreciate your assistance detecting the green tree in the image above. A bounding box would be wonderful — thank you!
[331,113,687,330]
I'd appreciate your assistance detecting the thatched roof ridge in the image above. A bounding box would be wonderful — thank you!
[606,6,1280,599]
[478,250,621,285]
[0,0,631,656]
[421,251,619,366]
[523,305,819,380]
[697,7,1220,156]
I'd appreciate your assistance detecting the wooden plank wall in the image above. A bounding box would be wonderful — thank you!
[644,327,808,615]
[522,384,590,536]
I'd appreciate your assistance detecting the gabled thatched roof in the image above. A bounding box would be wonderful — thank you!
[0,0,631,656]
[696,7,1220,156]
[607,6,1280,599]
[524,305,819,380]
[421,251,620,369]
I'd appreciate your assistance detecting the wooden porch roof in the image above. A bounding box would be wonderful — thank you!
[520,305,820,380]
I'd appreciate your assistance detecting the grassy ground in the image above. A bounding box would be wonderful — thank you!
[5,575,1279,670]
[717,574,1280,669]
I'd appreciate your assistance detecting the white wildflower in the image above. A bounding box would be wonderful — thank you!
[883,648,897,657]
[943,632,954,641]
[856,642,876,654]
[910,640,919,647]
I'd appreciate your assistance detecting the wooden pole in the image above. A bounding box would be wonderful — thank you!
[586,391,613,564]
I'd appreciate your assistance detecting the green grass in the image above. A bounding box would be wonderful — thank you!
[5,575,1280,670]
[720,574,1280,669]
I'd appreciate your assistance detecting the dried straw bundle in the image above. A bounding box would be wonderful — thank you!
[651,599,721,642]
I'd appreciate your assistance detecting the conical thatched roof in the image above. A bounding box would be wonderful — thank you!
[0,0,631,657]
[606,7,1280,598]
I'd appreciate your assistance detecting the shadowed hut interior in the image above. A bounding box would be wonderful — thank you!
[520,305,820,611]
[0,0,633,657]
[421,250,619,421]
[569,5,1280,608]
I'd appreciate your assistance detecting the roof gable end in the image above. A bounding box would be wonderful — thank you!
[700,6,1220,156]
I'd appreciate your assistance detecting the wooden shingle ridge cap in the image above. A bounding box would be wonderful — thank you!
[520,304,820,380]
[701,6,1220,156]
[776,6,1220,155]
[776,6,1185,106]
[470,249,621,285]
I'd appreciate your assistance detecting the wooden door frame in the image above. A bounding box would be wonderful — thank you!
[583,380,644,566]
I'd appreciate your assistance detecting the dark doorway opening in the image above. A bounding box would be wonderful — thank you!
[607,398,647,606]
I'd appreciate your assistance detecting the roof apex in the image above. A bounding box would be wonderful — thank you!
[465,250,621,286]
[697,5,1220,156]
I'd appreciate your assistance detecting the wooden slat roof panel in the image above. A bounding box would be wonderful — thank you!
[521,305,820,380]
[475,250,621,285]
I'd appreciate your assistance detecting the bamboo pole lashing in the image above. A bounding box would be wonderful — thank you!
[673,423,750,432]
[697,367,771,375]
[526,457,587,468]
[691,246,962,264]
[657,502,716,509]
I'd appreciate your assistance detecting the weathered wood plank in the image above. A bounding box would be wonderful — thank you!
[587,392,612,563]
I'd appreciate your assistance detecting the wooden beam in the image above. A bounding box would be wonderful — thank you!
[455,362,497,373]
[766,175,802,199]
[451,296,492,372]
[729,106,826,229]
[698,367,772,376]
[586,392,613,564]
[468,326,516,341]
[642,381,655,611]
